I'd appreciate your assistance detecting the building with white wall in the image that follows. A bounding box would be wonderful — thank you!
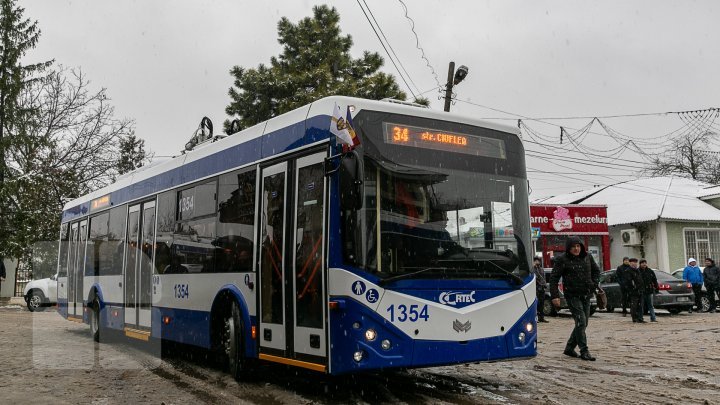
[537,176,720,272]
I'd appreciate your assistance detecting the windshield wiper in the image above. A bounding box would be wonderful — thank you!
[483,260,525,285]
[379,267,448,286]
[378,264,525,286]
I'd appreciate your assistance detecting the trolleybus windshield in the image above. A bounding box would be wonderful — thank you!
[342,110,531,282]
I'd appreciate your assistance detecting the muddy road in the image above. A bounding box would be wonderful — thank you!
[0,306,718,404]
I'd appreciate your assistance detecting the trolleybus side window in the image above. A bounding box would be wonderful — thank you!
[87,212,109,276]
[106,205,127,276]
[173,180,218,273]
[217,168,257,273]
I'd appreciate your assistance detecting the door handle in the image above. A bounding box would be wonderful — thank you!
[119,282,122,287]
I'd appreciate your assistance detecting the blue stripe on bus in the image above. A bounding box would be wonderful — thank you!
[62,116,333,223]
[329,295,537,374]
[152,306,212,348]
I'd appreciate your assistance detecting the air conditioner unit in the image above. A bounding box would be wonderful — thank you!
[621,228,641,246]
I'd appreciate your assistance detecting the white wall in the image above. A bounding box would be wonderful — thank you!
[609,222,660,269]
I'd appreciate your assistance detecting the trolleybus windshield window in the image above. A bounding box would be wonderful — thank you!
[343,111,531,282]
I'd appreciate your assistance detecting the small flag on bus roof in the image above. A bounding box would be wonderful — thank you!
[330,103,360,147]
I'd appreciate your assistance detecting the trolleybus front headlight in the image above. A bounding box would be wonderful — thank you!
[353,350,365,362]
[518,332,526,343]
[381,339,392,351]
[525,322,534,333]
[365,328,377,342]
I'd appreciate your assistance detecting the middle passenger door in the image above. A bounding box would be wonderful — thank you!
[258,151,327,368]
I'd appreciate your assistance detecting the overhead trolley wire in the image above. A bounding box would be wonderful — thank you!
[396,0,442,90]
[355,0,419,100]
[360,0,422,95]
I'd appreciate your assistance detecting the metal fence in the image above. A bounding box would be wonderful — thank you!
[14,262,32,297]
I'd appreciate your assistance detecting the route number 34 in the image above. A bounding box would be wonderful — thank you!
[386,304,429,322]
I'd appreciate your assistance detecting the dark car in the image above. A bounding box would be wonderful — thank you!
[599,269,694,314]
[542,269,597,317]
[671,268,711,313]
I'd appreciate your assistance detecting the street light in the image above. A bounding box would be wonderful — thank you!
[444,62,469,112]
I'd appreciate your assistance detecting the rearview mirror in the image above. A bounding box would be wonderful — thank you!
[338,151,363,210]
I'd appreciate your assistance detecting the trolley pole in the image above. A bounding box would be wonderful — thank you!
[443,61,455,112]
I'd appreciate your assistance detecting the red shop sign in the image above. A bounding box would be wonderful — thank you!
[530,205,608,235]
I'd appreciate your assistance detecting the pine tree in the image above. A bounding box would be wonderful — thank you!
[0,0,52,259]
[225,5,407,133]
[117,132,148,175]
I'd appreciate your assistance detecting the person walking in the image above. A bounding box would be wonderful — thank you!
[624,258,645,323]
[533,257,549,322]
[550,236,600,361]
[639,259,659,322]
[683,258,704,313]
[703,258,719,313]
[616,257,631,316]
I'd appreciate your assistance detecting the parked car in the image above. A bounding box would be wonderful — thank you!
[671,268,711,312]
[599,269,694,314]
[542,269,597,317]
[23,274,58,312]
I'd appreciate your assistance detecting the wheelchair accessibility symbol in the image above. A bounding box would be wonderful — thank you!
[366,288,379,303]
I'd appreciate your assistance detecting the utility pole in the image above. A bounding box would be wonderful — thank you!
[444,61,455,112]
[443,62,469,112]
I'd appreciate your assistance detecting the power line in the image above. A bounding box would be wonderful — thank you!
[360,0,421,95]
[355,0,418,100]
[457,98,718,147]
[460,107,720,121]
[396,0,442,90]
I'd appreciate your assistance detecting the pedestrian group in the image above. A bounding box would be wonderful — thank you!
[539,236,720,363]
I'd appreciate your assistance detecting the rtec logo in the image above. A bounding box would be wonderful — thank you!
[438,291,476,306]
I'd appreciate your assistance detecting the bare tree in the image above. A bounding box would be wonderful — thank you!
[3,67,135,260]
[646,129,720,184]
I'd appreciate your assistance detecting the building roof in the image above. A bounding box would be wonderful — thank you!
[698,184,720,200]
[535,176,720,226]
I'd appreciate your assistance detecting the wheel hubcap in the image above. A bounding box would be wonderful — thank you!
[30,296,40,308]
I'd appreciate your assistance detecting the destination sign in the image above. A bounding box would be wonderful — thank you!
[382,123,505,158]
[90,195,111,211]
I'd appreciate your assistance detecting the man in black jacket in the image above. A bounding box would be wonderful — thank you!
[703,258,719,313]
[616,257,631,316]
[550,236,601,361]
[639,259,659,322]
[622,258,645,323]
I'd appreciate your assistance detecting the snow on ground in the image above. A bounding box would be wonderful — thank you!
[0,306,718,404]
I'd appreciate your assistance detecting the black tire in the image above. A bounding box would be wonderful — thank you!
[668,308,680,314]
[90,298,100,342]
[225,301,245,380]
[27,290,46,312]
[606,306,614,313]
[543,298,559,317]
[590,307,596,316]
[700,295,710,312]
[542,299,553,317]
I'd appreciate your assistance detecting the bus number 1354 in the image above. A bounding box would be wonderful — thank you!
[386,304,429,322]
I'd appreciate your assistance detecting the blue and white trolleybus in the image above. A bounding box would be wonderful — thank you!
[56,96,537,376]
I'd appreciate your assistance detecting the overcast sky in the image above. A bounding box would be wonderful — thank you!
[20,0,720,198]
